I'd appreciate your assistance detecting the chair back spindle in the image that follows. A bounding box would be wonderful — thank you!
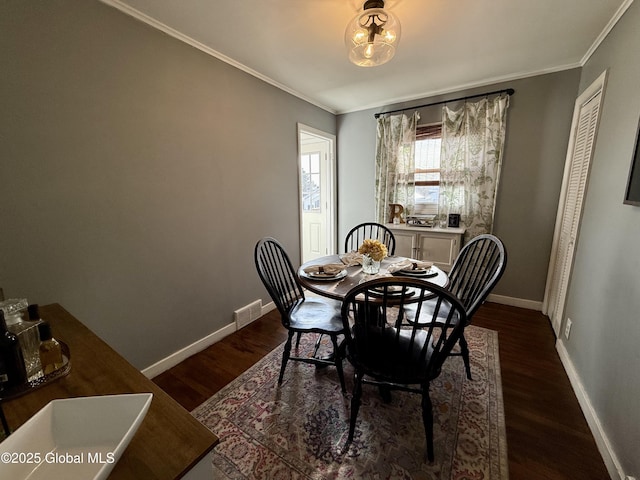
[447,234,507,321]
[255,238,304,326]
[344,222,396,255]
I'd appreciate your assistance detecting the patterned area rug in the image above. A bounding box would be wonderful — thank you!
[192,326,508,479]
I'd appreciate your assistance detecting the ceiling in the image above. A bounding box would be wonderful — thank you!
[103,0,630,114]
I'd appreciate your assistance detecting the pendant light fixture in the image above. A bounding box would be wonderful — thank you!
[345,0,401,67]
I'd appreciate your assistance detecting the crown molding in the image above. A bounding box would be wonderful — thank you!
[100,0,633,117]
[580,0,634,66]
[337,61,582,115]
[98,0,337,114]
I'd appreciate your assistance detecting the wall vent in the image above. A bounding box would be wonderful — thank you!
[233,299,262,329]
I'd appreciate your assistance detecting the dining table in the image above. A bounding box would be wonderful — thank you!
[297,254,449,302]
[297,254,451,391]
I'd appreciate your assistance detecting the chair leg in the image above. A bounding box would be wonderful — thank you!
[378,385,392,403]
[347,371,364,444]
[312,333,323,357]
[295,332,302,349]
[279,331,295,385]
[459,333,472,380]
[0,403,10,437]
[422,385,434,462]
[330,334,346,394]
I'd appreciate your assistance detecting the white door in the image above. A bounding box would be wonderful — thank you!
[543,71,607,337]
[298,125,336,263]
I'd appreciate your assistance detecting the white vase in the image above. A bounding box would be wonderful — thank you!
[362,254,381,274]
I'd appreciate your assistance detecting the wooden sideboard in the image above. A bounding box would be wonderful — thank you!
[1,304,218,479]
[388,224,465,272]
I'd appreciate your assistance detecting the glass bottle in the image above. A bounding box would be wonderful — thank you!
[38,322,63,375]
[0,310,28,389]
[0,299,43,380]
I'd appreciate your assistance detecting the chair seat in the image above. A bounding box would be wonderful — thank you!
[404,299,462,326]
[349,327,434,384]
[289,298,344,333]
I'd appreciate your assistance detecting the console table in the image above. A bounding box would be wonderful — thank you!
[0,304,218,479]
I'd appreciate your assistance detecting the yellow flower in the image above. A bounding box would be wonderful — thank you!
[358,239,388,262]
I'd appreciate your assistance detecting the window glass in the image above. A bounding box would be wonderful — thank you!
[301,152,321,211]
[414,124,441,214]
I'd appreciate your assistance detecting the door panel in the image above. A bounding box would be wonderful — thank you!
[309,222,321,254]
[298,126,336,263]
[417,234,458,270]
[393,231,417,258]
[543,71,606,337]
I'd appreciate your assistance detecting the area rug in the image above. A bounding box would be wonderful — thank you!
[192,325,508,479]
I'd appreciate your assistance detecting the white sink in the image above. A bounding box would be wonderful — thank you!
[0,393,153,480]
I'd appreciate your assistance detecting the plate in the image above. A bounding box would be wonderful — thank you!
[0,393,153,480]
[301,269,347,281]
[371,285,415,297]
[394,267,438,278]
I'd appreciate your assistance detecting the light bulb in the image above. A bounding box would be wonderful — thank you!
[364,43,374,58]
[353,30,367,44]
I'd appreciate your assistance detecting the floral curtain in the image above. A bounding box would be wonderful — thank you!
[438,96,509,241]
[375,112,419,223]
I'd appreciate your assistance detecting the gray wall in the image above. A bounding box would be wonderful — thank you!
[0,0,335,369]
[2,2,638,473]
[337,70,582,302]
[563,1,640,475]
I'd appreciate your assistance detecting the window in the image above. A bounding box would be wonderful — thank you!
[413,124,442,215]
[301,152,321,211]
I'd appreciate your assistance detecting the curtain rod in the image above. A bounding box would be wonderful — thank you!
[373,88,515,118]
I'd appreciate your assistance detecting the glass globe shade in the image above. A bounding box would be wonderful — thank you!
[344,7,401,67]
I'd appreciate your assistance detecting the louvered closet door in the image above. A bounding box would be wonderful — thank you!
[545,72,606,337]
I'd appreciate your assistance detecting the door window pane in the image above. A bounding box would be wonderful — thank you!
[301,152,321,211]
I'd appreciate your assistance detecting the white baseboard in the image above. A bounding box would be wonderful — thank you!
[261,301,276,315]
[487,293,543,311]
[142,300,277,379]
[141,295,539,379]
[141,322,237,379]
[556,339,624,480]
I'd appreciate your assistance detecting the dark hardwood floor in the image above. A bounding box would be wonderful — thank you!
[153,302,610,480]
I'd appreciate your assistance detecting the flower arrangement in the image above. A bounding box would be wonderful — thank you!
[358,239,388,262]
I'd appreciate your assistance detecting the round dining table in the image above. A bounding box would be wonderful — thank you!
[297,254,449,301]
